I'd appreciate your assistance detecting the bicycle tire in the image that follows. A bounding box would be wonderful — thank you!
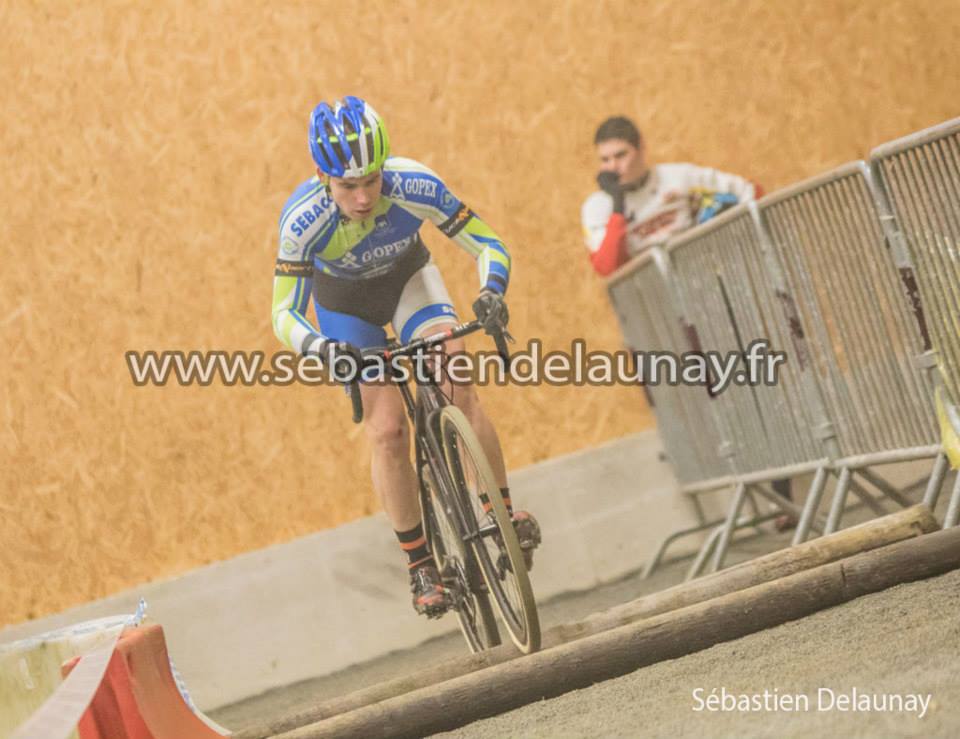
[439,406,541,653]
[421,462,501,652]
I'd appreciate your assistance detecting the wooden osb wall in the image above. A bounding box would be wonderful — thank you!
[2,0,957,626]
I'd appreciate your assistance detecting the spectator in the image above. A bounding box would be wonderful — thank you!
[581,116,760,277]
[581,115,794,529]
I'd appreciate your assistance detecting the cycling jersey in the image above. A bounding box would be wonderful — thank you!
[272,157,511,354]
[581,163,758,276]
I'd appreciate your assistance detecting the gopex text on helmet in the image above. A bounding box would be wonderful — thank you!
[309,96,390,178]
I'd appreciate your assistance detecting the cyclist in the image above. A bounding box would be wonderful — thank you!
[271,96,541,617]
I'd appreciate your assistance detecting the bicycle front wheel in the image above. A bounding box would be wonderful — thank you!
[439,406,540,653]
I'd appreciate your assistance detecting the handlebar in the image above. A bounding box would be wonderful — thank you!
[346,319,512,424]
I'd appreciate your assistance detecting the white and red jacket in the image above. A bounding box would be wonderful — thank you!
[581,163,760,276]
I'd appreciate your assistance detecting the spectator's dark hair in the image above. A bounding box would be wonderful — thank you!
[594,116,642,148]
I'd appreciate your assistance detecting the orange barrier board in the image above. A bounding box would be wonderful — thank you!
[62,625,226,739]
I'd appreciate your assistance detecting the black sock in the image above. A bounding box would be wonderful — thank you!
[396,523,433,571]
[479,487,513,517]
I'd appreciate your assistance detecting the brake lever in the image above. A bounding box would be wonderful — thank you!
[349,380,363,424]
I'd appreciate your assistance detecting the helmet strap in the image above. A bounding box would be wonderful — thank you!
[317,169,332,191]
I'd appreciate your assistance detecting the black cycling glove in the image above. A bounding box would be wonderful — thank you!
[318,339,364,383]
[596,171,626,215]
[472,290,509,333]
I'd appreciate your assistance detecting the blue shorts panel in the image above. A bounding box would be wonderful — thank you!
[313,300,388,349]
[398,303,458,344]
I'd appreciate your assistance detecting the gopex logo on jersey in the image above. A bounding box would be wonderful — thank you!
[360,236,413,263]
[338,251,361,269]
[404,178,438,199]
[332,236,414,271]
[388,173,405,200]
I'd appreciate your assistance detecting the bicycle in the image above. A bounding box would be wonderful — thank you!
[344,321,541,655]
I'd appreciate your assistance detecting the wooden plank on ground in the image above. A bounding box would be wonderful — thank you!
[238,505,937,739]
[276,525,960,738]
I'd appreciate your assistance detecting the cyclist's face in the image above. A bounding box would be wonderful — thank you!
[327,170,382,221]
[596,138,647,186]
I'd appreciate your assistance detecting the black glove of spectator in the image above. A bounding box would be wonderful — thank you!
[472,290,509,333]
[319,339,364,383]
[596,171,626,214]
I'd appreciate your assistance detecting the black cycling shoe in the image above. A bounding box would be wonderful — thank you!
[491,510,543,574]
[410,564,450,618]
[512,511,542,572]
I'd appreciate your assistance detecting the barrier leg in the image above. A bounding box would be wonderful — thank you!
[824,467,852,535]
[847,478,889,517]
[744,490,765,534]
[923,453,949,509]
[641,517,727,579]
[689,492,708,527]
[709,483,747,574]
[686,525,722,581]
[902,475,935,497]
[792,466,830,545]
[855,468,913,507]
[751,483,819,532]
[943,473,960,528]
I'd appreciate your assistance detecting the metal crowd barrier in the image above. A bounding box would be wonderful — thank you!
[607,249,741,571]
[609,208,831,576]
[662,203,847,571]
[607,252,730,489]
[757,161,941,545]
[759,162,937,461]
[607,132,959,578]
[870,117,960,525]
[666,205,831,477]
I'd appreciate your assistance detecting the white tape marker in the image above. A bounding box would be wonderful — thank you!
[10,599,147,739]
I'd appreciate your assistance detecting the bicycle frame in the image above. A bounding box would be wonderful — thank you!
[351,321,509,586]
[403,330,486,563]
[342,320,537,652]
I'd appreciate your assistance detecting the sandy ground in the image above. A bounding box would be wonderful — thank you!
[210,524,800,732]
[432,568,960,739]
[211,494,960,739]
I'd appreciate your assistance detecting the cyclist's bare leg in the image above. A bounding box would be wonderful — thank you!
[362,380,449,614]
[359,381,420,531]
[449,381,508,489]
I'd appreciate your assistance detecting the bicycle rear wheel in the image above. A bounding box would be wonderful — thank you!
[421,463,501,652]
[439,406,540,653]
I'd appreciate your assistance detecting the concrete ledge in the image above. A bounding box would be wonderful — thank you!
[0,430,707,711]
